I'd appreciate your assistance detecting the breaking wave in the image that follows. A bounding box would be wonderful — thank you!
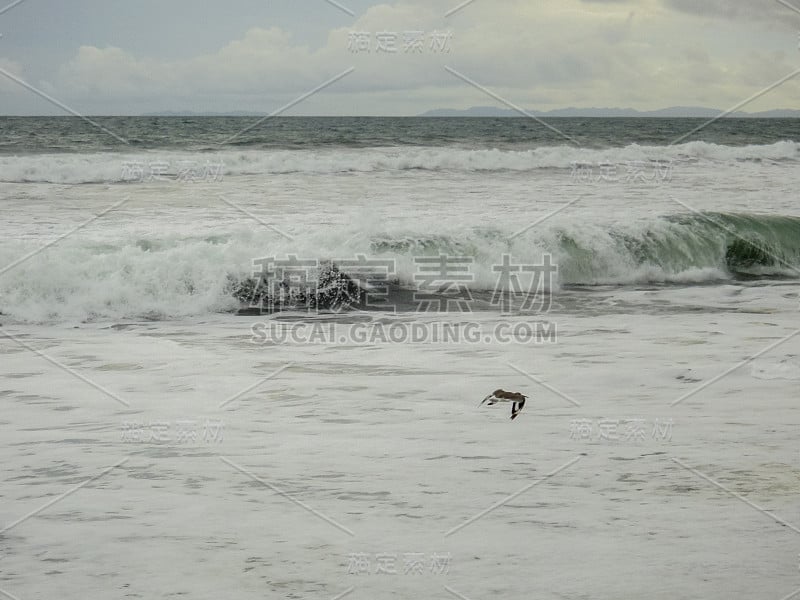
[0,141,797,183]
[0,212,798,323]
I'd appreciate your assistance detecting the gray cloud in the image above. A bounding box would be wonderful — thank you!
[0,0,798,115]
[662,0,800,23]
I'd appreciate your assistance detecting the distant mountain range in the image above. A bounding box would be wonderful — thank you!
[419,106,800,118]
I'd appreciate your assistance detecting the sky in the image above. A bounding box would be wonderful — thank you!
[0,0,799,115]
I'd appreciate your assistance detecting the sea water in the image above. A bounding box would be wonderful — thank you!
[0,117,798,599]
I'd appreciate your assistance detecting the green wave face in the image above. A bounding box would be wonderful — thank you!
[366,212,800,286]
[665,213,800,275]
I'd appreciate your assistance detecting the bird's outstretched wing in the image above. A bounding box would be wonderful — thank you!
[510,398,526,420]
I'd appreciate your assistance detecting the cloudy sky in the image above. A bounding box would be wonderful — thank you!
[1,0,799,115]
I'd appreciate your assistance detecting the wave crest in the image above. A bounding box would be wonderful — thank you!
[0,212,798,323]
[1,141,797,183]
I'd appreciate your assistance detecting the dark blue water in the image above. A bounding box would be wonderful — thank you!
[1,116,799,154]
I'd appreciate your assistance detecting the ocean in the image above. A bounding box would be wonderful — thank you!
[1,116,799,599]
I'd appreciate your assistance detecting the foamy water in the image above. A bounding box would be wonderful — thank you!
[0,140,798,183]
[1,117,799,599]
[1,137,799,323]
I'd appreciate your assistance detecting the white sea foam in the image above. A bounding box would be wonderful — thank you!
[1,141,797,183]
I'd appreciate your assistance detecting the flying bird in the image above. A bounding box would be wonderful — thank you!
[480,389,527,420]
